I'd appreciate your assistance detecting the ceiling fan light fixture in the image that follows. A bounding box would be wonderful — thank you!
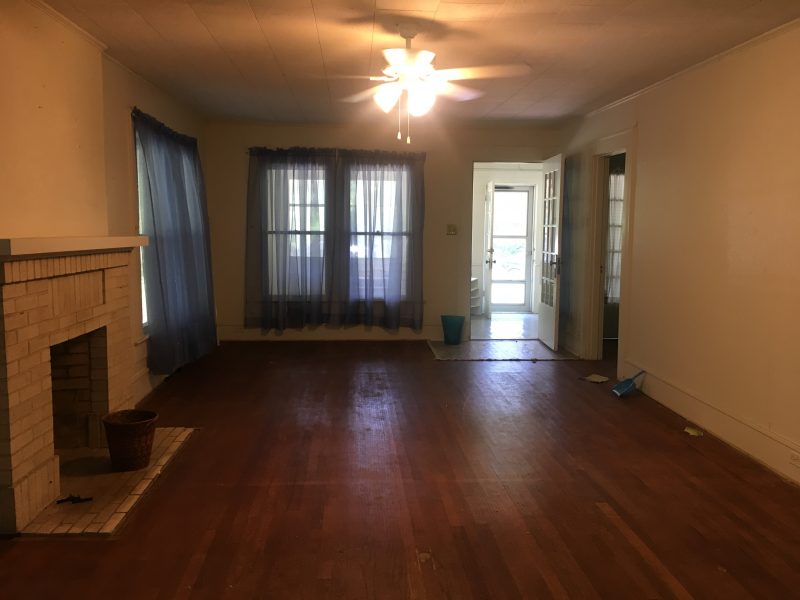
[374,83,403,113]
[349,25,524,141]
[407,83,436,117]
[413,50,436,69]
[383,48,406,65]
[383,48,435,66]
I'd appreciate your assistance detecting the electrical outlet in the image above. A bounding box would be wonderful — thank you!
[790,453,800,468]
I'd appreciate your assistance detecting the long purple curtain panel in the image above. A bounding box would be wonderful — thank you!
[133,108,217,374]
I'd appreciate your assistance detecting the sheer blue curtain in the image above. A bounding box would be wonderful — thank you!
[133,109,217,374]
[336,150,424,329]
[244,148,335,331]
[245,148,424,332]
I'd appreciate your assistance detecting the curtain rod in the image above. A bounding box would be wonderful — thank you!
[247,146,425,161]
[132,107,198,147]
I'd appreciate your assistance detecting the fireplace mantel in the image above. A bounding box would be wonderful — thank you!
[0,236,148,257]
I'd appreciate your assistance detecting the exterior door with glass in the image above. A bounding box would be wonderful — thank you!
[483,182,495,317]
[488,185,533,312]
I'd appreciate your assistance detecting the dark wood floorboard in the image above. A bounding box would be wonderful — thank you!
[1,341,799,599]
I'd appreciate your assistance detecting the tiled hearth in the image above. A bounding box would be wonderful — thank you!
[0,237,146,533]
[22,427,193,536]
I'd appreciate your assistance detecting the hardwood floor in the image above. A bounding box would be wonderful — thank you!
[1,341,799,599]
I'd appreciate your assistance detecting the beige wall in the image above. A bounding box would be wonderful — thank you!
[1,0,201,402]
[0,0,200,237]
[562,21,800,482]
[102,57,202,237]
[0,0,107,237]
[0,0,201,235]
[202,118,561,340]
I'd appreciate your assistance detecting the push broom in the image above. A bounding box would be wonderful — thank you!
[612,370,645,397]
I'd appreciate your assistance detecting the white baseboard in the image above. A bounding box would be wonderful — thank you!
[624,360,800,485]
[217,324,441,342]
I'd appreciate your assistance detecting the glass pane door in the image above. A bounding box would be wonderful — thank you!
[491,188,532,310]
[540,171,557,307]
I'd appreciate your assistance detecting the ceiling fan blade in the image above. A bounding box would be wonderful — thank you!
[382,48,435,70]
[434,64,531,81]
[341,85,383,103]
[325,74,380,80]
[438,82,484,102]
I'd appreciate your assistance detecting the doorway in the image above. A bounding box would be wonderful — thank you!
[602,154,625,342]
[590,150,628,361]
[470,163,543,341]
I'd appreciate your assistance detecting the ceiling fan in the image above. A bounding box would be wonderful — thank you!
[343,26,530,143]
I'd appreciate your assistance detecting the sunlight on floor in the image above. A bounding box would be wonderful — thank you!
[470,313,538,340]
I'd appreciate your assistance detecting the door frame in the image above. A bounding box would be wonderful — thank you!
[585,129,637,376]
[468,162,544,341]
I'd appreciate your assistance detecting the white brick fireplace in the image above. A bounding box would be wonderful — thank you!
[0,237,147,532]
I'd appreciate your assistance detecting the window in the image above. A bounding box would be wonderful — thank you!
[135,137,148,325]
[245,148,424,332]
[349,165,411,299]
[288,176,326,258]
[264,167,327,296]
[605,155,625,303]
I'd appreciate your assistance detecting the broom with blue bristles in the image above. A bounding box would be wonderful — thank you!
[612,370,645,397]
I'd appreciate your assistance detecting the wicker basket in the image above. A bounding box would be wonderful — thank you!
[102,409,158,472]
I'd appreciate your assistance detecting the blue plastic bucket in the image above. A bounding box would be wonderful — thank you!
[440,315,465,345]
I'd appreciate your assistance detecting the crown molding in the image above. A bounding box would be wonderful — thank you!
[588,17,800,118]
[28,0,107,52]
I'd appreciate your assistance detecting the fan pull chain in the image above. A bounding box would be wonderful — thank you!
[406,98,411,144]
[397,96,402,140]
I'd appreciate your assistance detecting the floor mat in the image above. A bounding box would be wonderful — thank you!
[427,339,577,361]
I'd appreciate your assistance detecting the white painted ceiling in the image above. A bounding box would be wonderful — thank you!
[44,0,800,123]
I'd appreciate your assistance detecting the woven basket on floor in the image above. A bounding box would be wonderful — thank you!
[102,409,158,472]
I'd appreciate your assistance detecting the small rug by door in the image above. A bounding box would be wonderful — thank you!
[427,340,577,361]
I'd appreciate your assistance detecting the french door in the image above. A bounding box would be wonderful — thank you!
[537,154,564,350]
